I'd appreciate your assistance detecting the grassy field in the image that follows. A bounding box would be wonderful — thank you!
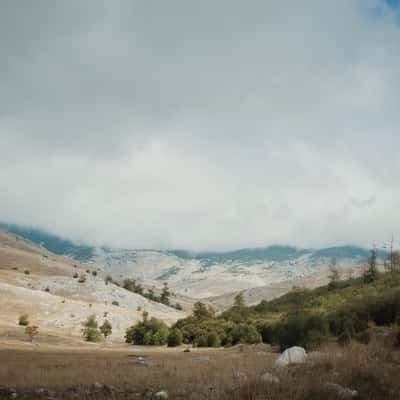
[1,331,400,400]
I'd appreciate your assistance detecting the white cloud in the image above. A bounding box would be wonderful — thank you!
[1,0,400,250]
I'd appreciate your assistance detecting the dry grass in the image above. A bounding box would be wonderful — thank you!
[1,335,400,399]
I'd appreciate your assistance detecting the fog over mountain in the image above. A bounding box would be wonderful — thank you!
[1,1,400,250]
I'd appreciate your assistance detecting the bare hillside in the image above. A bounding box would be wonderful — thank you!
[0,231,187,342]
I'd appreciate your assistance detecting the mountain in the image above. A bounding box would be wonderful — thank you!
[0,230,187,344]
[0,223,376,300]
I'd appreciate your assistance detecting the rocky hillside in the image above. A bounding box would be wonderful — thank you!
[0,224,374,300]
[0,231,187,341]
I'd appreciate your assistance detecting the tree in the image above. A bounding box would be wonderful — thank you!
[233,292,246,308]
[18,314,29,326]
[160,282,171,306]
[25,325,39,342]
[328,258,340,290]
[100,320,112,339]
[125,314,170,346]
[193,302,214,320]
[363,246,378,283]
[81,314,101,342]
[167,328,183,347]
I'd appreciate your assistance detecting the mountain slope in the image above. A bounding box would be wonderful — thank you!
[0,224,374,299]
[0,231,187,341]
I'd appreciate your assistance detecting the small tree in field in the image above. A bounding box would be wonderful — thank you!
[25,325,39,342]
[81,314,101,342]
[100,320,112,339]
[328,258,340,290]
[18,314,29,326]
[363,246,378,283]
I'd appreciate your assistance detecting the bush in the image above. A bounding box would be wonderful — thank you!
[100,320,112,339]
[18,314,29,326]
[231,323,262,345]
[78,275,86,283]
[24,270,30,275]
[207,331,221,347]
[73,272,79,278]
[126,315,170,345]
[92,270,97,276]
[112,300,119,306]
[167,328,183,347]
[81,315,102,342]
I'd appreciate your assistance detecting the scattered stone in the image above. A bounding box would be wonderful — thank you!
[260,371,280,384]
[323,382,358,399]
[93,382,103,391]
[274,346,307,368]
[154,390,169,399]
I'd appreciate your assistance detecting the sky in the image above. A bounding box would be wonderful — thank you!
[1,1,400,251]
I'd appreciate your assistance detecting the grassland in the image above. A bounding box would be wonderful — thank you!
[1,333,400,400]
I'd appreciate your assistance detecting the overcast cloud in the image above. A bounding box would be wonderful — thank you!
[1,0,400,251]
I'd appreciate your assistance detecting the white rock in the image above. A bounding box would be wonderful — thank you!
[154,390,169,399]
[274,346,307,368]
[324,382,358,399]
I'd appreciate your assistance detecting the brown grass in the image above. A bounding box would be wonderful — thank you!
[1,335,400,399]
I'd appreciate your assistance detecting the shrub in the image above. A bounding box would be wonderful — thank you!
[100,320,112,339]
[81,315,101,342]
[92,270,97,276]
[78,275,86,283]
[126,315,170,346]
[18,314,29,326]
[24,270,30,275]
[194,334,208,347]
[207,331,221,347]
[112,300,119,306]
[168,328,183,347]
[73,272,79,278]
[231,323,262,345]
[44,287,50,292]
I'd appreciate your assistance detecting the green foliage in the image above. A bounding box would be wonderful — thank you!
[207,331,221,347]
[125,315,170,345]
[100,319,112,338]
[174,271,400,350]
[167,328,183,347]
[363,247,378,283]
[160,282,171,306]
[123,279,144,295]
[18,314,29,326]
[81,315,101,342]
[193,302,214,320]
[231,323,261,345]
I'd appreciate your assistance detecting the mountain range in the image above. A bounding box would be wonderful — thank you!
[0,223,376,301]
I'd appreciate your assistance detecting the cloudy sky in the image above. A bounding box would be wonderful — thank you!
[1,1,400,251]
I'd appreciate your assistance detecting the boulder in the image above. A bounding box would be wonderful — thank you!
[274,346,307,368]
[323,382,358,399]
[154,390,169,399]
